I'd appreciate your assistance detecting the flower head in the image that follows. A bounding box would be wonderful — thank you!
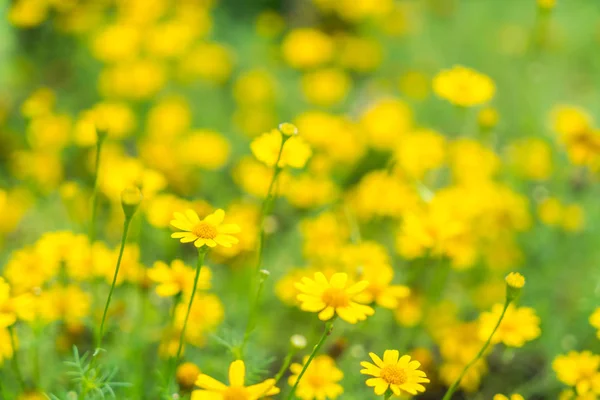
[148,259,211,297]
[505,272,525,289]
[251,129,312,169]
[494,394,524,400]
[478,303,541,347]
[433,65,495,107]
[171,209,240,248]
[295,272,374,323]
[177,362,201,391]
[360,350,430,396]
[192,359,279,400]
[553,351,600,396]
[288,355,344,400]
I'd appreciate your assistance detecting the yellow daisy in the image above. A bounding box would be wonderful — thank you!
[147,259,211,297]
[360,350,430,396]
[288,355,344,400]
[295,272,374,324]
[171,209,240,248]
[192,359,279,400]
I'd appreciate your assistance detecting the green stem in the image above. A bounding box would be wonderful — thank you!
[241,135,289,358]
[441,298,510,400]
[240,272,268,354]
[384,391,393,400]
[89,134,106,243]
[168,249,207,386]
[285,320,334,400]
[9,325,25,392]
[96,217,132,352]
[258,346,296,398]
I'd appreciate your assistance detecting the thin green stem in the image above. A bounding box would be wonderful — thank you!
[441,298,511,400]
[168,248,207,387]
[9,325,25,392]
[285,320,334,400]
[384,391,393,400]
[241,134,288,358]
[241,272,268,354]
[96,217,132,352]
[89,134,106,243]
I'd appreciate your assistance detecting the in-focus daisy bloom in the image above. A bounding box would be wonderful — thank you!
[295,272,374,323]
[288,355,344,400]
[360,350,430,396]
[433,65,495,107]
[192,359,279,400]
[171,209,240,248]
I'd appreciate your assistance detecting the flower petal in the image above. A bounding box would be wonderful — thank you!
[228,360,245,387]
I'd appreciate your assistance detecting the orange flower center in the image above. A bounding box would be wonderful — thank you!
[321,287,349,308]
[192,222,217,239]
[222,387,249,400]
[380,365,408,385]
[307,373,328,388]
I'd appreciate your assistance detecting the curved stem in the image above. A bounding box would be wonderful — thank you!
[96,217,132,352]
[441,298,510,400]
[384,391,393,400]
[285,320,334,400]
[9,325,25,392]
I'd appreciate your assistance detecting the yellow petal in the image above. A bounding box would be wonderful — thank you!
[228,360,245,387]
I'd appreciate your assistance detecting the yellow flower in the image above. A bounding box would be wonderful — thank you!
[0,277,35,327]
[478,303,541,347]
[171,209,240,248]
[251,129,312,169]
[295,272,374,323]
[288,355,344,400]
[562,204,584,232]
[505,272,525,289]
[177,362,201,391]
[494,394,525,400]
[148,260,211,297]
[281,28,334,69]
[301,68,351,107]
[192,360,279,399]
[360,98,412,150]
[590,308,600,339]
[37,285,91,324]
[433,65,495,107]
[0,327,13,366]
[478,107,499,129]
[553,351,600,395]
[508,138,553,181]
[538,197,563,226]
[360,350,430,396]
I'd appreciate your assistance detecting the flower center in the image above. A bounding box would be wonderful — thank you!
[192,222,217,239]
[380,365,408,385]
[307,373,328,388]
[222,387,249,400]
[321,287,350,308]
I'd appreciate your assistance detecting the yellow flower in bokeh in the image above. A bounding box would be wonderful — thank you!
[394,129,446,179]
[433,65,495,107]
[171,209,240,248]
[478,106,499,130]
[508,138,553,181]
[193,360,279,399]
[148,260,211,297]
[553,351,600,396]
[360,98,412,150]
[538,197,563,226]
[301,68,351,107]
[0,327,14,366]
[251,129,312,169]
[288,355,344,400]
[360,350,430,396]
[478,303,541,347]
[37,285,91,324]
[0,277,35,327]
[494,394,525,400]
[177,362,201,392]
[295,272,374,323]
[175,293,224,348]
[281,28,334,69]
[561,204,584,232]
[354,264,410,309]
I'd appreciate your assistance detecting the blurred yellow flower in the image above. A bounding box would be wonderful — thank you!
[175,293,224,348]
[433,65,495,107]
[177,362,201,391]
[553,351,600,396]
[360,350,430,396]
[301,68,351,107]
[37,285,91,324]
[360,98,412,150]
[590,308,600,339]
[251,129,312,169]
[281,28,334,69]
[494,394,525,400]
[295,272,374,323]
[478,303,541,347]
[288,355,344,400]
[508,138,553,181]
[193,360,279,399]
[171,209,241,248]
[148,259,211,297]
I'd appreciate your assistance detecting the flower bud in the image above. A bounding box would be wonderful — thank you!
[278,122,298,136]
[176,362,201,391]
[121,186,142,219]
[290,334,307,350]
[505,271,525,302]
